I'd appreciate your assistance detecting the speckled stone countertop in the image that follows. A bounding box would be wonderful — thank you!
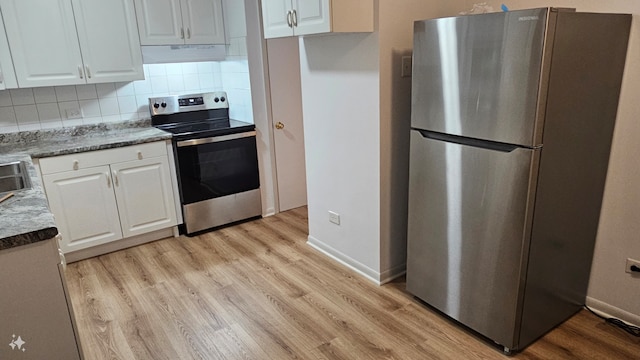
[0,154,58,250]
[0,120,172,250]
[0,119,171,158]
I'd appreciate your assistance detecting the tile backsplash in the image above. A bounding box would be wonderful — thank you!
[0,58,252,134]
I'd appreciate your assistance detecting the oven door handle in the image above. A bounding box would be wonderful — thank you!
[176,130,257,147]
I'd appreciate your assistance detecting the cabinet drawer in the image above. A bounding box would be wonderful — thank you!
[39,141,168,174]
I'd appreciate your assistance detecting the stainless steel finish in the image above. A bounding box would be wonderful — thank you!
[287,10,293,27]
[78,65,83,79]
[105,172,111,188]
[518,11,632,348]
[411,8,549,147]
[112,171,119,186]
[406,130,539,347]
[183,188,262,234]
[407,8,632,351]
[85,65,91,79]
[148,91,228,116]
[292,9,298,26]
[176,130,256,148]
[180,27,185,39]
[0,161,32,193]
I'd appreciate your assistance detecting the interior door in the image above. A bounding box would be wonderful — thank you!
[267,37,307,211]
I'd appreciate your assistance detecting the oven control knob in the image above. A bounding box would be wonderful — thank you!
[220,96,226,102]
[153,102,160,109]
[161,102,167,108]
[214,97,220,103]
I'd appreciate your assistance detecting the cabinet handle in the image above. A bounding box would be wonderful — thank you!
[181,27,185,39]
[286,10,293,28]
[292,9,298,27]
[187,28,191,39]
[85,66,92,79]
[137,151,143,160]
[73,160,79,170]
[0,71,3,84]
[106,172,111,188]
[113,171,119,186]
[78,66,84,79]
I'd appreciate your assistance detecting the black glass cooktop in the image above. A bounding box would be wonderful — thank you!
[156,118,255,140]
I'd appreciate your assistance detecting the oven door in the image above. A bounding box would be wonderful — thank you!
[175,131,259,205]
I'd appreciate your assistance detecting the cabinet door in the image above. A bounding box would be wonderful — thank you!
[0,0,84,87]
[72,0,144,83]
[262,0,294,39]
[43,166,123,253]
[111,157,178,238]
[134,0,184,45]
[293,0,330,36]
[181,0,225,44]
[0,13,17,89]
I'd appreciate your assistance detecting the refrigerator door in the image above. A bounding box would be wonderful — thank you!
[411,8,548,146]
[406,130,539,348]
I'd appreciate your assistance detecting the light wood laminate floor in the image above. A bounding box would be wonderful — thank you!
[65,207,640,359]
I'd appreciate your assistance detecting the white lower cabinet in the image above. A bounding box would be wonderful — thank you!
[40,142,178,254]
[43,166,123,252]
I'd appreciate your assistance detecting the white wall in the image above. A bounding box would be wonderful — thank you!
[300,1,467,282]
[377,0,468,279]
[467,0,640,325]
[300,32,382,278]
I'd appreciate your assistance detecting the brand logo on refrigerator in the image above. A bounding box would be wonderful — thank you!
[518,16,540,21]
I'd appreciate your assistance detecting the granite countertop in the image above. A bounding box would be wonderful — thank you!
[0,120,172,250]
[0,154,58,250]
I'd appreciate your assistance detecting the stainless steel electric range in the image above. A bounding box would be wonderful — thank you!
[150,92,261,235]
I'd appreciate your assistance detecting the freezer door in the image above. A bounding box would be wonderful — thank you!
[406,130,539,348]
[411,8,549,146]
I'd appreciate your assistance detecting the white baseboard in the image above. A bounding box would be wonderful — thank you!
[306,235,406,285]
[586,296,640,327]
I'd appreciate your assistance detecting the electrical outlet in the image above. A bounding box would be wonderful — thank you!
[328,211,340,225]
[625,258,640,275]
[65,107,82,120]
[401,56,412,78]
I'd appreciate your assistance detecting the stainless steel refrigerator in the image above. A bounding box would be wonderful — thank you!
[406,8,631,353]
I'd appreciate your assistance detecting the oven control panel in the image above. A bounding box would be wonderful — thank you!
[149,92,228,115]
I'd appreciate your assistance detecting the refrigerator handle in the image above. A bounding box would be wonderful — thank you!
[415,129,523,153]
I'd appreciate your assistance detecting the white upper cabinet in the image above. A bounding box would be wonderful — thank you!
[0,12,17,90]
[71,0,144,83]
[261,0,373,39]
[134,0,225,45]
[0,0,143,88]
